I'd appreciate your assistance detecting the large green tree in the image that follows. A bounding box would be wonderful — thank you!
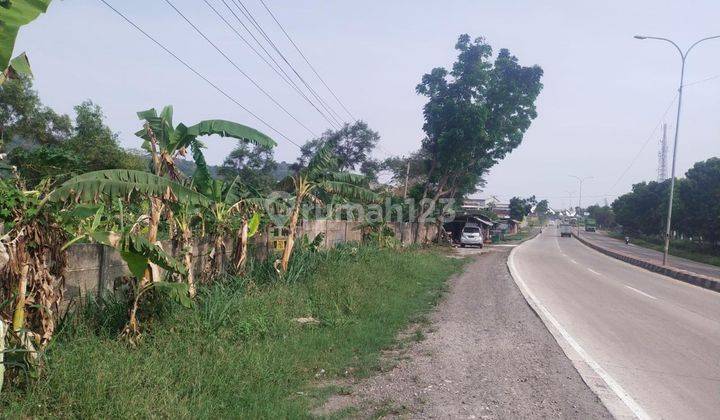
[509,196,536,221]
[415,34,543,220]
[4,88,145,186]
[677,157,720,246]
[218,142,277,192]
[296,121,380,177]
[0,77,71,146]
[586,204,615,228]
[612,180,670,235]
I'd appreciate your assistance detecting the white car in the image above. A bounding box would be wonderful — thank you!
[460,224,484,247]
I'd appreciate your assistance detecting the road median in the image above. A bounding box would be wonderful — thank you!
[573,234,720,293]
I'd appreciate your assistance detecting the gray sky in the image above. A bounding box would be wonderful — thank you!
[14,0,720,209]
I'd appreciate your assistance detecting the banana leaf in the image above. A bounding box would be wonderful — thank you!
[48,169,212,207]
[0,0,52,70]
[186,120,276,148]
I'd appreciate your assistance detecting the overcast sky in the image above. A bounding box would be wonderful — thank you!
[14,0,720,209]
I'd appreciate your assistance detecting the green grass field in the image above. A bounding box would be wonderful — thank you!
[0,246,465,418]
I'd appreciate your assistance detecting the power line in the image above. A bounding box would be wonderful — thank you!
[162,0,319,137]
[684,73,720,87]
[231,0,346,127]
[96,0,301,149]
[204,0,340,130]
[605,93,678,195]
[259,0,356,121]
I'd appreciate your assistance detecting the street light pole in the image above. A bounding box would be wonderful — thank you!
[634,34,720,265]
[569,175,592,238]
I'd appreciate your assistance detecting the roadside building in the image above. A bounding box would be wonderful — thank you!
[443,212,494,244]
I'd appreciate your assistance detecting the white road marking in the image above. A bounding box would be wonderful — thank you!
[508,245,651,420]
[625,285,657,300]
[587,268,602,276]
[569,258,578,264]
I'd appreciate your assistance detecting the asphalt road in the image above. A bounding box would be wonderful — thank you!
[512,228,720,419]
[580,230,720,280]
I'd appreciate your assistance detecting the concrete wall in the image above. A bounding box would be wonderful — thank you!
[62,221,438,299]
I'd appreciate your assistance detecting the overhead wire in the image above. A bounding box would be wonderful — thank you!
[258,0,356,121]
[605,93,678,196]
[96,0,302,148]
[162,0,319,137]
[230,0,345,127]
[203,0,341,130]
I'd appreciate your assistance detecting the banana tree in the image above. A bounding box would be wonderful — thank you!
[169,199,203,298]
[134,106,275,279]
[197,176,263,281]
[48,169,210,336]
[278,144,379,272]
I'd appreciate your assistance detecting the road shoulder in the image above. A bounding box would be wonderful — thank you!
[314,246,610,418]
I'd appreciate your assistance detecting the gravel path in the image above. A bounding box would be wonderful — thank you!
[317,247,611,419]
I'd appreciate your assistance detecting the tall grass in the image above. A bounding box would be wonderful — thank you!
[0,245,464,418]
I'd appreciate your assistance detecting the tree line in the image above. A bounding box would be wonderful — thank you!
[610,157,720,247]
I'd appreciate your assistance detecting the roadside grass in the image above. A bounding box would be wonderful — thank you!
[0,245,465,418]
[498,227,538,244]
[607,232,720,267]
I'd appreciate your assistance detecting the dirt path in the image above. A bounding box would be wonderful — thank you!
[317,247,611,419]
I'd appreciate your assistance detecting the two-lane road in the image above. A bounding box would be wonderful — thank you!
[511,228,720,419]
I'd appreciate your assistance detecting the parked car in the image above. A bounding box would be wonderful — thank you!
[559,223,573,238]
[460,224,484,247]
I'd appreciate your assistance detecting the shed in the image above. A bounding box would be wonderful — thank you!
[443,213,494,244]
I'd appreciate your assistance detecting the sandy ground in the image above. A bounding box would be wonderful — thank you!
[315,246,611,419]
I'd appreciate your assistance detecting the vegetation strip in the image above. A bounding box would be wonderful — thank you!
[0,246,464,417]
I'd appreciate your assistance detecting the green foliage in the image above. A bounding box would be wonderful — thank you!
[48,169,212,207]
[612,180,670,235]
[535,199,549,215]
[0,247,464,418]
[0,77,72,146]
[135,105,276,195]
[296,121,380,176]
[677,157,720,244]
[1,80,146,186]
[586,204,615,228]
[218,142,277,192]
[0,179,33,226]
[7,145,80,185]
[415,34,543,202]
[0,0,52,70]
[509,195,536,221]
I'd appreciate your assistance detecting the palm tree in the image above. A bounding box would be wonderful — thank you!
[278,144,379,272]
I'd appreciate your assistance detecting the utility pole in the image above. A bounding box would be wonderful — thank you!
[403,161,410,199]
[634,34,720,265]
[569,175,593,238]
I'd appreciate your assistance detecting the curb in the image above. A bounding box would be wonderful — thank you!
[573,234,720,294]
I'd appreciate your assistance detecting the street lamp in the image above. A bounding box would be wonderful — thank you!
[569,175,593,237]
[634,34,720,265]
